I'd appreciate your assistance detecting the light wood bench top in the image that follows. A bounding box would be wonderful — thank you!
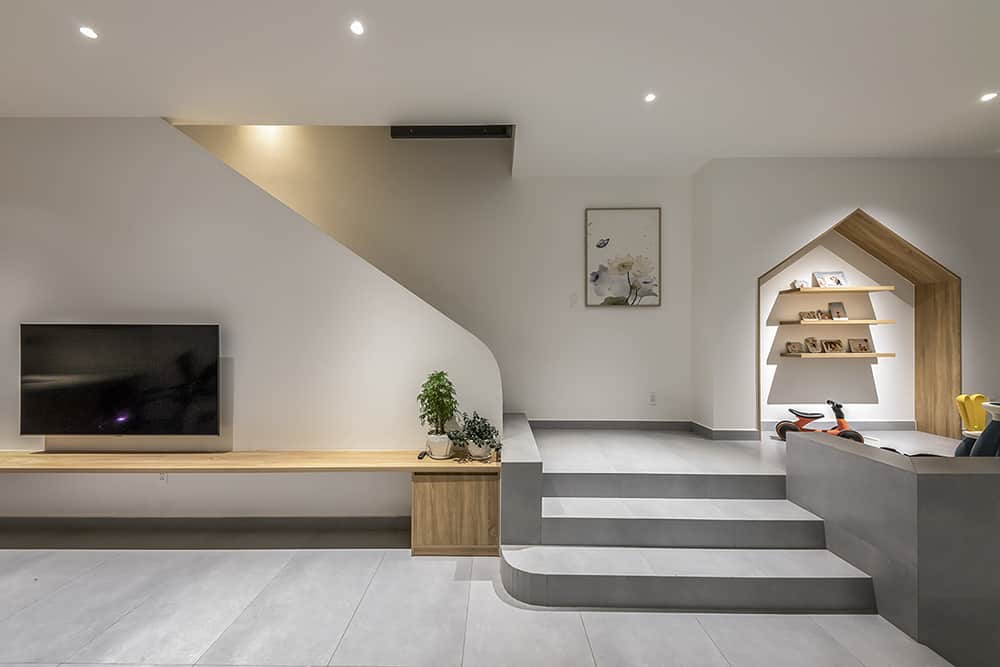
[0,450,500,474]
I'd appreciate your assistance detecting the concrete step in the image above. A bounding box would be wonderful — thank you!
[500,545,874,612]
[541,497,825,548]
[542,472,786,499]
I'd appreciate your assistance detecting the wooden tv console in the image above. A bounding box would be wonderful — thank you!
[0,450,500,556]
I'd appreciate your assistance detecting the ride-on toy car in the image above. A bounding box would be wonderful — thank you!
[775,400,864,443]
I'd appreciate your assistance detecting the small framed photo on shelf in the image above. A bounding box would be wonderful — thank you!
[786,341,806,354]
[804,337,822,353]
[817,309,833,320]
[848,338,873,353]
[813,271,848,288]
[799,310,819,321]
[821,339,845,353]
[828,301,848,320]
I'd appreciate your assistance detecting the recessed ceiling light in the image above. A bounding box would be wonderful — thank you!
[79,26,98,39]
[981,92,998,102]
[350,20,364,35]
[644,92,656,103]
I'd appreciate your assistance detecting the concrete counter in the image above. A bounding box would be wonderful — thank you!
[786,431,1000,667]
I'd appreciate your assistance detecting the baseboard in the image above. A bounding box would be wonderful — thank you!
[691,422,762,441]
[529,420,691,430]
[0,516,410,531]
[761,420,917,432]
[0,516,411,549]
[527,419,761,440]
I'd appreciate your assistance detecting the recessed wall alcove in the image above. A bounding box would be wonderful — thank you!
[758,209,961,438]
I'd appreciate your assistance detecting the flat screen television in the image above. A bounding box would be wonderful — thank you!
[20,324,220,436]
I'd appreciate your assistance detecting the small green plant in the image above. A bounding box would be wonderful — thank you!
[448,411,501,452]
[417,370,458,435]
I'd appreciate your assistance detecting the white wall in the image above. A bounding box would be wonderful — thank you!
[759,233,915,425]
[694,158,1000,432]
[0,118,503,515]
[180,126,694,422]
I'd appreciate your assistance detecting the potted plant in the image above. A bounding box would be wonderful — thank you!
[417,370,459,459]
[449,411,501,460]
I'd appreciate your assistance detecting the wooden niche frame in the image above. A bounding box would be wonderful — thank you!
[758,209,961,438]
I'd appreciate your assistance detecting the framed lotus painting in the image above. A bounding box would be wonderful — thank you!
[585,207,661,307]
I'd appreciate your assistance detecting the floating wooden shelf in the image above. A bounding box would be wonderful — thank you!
[778,285,896,295]
[778,319,896,326]
[0,450,500,474]
[780,352,896,359]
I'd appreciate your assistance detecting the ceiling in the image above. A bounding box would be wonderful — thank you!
[2,0,998,174]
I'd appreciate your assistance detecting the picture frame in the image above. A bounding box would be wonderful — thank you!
[828,301,848,320]
[585,207,661,307]
[848,338,873,353]
[813,271,848,288]
[804,337,822,353]
[821,339,845,353]
[785,341,806,354]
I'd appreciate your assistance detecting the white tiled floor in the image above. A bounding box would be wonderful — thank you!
[0,548,952,666]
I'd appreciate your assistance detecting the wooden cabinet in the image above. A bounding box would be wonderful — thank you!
[411,472,499,556]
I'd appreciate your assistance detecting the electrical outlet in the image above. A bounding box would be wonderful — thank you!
[158,472,168,484]
[648,391,657,406]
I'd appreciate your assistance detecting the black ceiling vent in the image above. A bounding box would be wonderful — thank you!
[390,125,514,140]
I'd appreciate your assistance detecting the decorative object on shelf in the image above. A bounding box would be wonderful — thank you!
[417,370,459,460]
[813,271,848,288]
[790,279,809,289]
[829,301,848,320]
[805,337,822,353]
[799,310,819,321]
[847,338,873,353]
[817,308,833,321]
[821,339,845,353]
[786,341,806,354]
[448,411,502,461]
[585,207,661,307]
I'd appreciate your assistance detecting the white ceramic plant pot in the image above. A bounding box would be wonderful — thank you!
[425,434,453,460]
[466,441,491,460]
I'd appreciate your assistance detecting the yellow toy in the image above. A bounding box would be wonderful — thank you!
[956,394,989,436]
[954,394,988,456]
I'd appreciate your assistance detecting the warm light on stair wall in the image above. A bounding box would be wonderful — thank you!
[251,125,283,143]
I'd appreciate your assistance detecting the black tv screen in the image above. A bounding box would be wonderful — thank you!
[20,324,220,436]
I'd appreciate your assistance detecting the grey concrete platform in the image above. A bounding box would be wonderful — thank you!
[542,471,787,498]
[787,430,1000,667]
[542,497,825,548]
[535,428,786,474]
[501,545,875,612]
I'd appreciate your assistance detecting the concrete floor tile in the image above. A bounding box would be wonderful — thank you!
[70,550,293,665]
[812,615,953,667]
[0,550,206,663]
[582,612,729,667]
[698,614,864,667]
[330,552,471,667]
[0,549,111,621]
[197,550,383,666]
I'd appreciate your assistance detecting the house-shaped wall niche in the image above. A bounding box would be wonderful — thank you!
[758,209,961,438]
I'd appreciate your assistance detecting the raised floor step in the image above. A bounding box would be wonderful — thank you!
[500,545,874,612]
[541,497,825,548]
[542,472,786,499]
